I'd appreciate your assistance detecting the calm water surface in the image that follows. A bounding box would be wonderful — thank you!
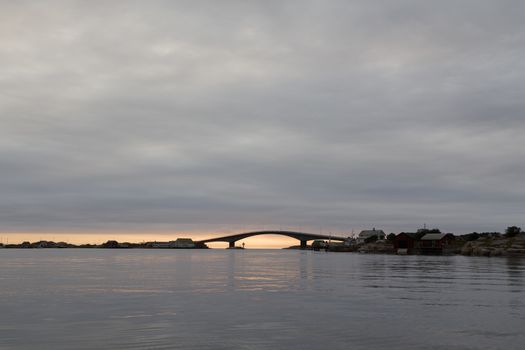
[0,249,524,349]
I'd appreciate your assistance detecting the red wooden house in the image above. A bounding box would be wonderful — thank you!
[419,233,455,254]
[393,232,419,254]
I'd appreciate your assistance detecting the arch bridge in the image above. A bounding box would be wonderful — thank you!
[197,230,347,249]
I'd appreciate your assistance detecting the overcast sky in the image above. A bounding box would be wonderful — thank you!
[1,0,524,237]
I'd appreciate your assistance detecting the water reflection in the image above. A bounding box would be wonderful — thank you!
[0,250,524,350]
[506,257,525,288]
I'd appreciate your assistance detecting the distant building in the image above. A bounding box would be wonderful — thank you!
[151,241,172,248]
[151,238,195,248]
[357,228,385,244]
[393,232,419,255]
[171,238,195,248]
[420,233,455,255]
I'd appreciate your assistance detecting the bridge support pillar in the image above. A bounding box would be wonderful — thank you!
[300,240,307,250]
[229,241,235,249]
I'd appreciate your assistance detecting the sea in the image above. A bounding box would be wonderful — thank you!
[0,249,524,349]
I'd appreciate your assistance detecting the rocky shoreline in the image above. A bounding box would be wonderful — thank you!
[460,235,525,257]
[355,234,525,257]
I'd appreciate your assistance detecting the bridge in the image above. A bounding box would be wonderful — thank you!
[197,230,348,249]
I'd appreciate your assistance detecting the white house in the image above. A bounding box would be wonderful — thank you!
[357,228,385,244]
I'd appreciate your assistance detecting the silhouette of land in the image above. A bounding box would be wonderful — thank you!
[1,227,524,256]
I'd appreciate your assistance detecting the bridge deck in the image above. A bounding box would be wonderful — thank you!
[197,230,347,244]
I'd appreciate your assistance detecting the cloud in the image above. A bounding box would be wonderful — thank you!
[1,0,524,235]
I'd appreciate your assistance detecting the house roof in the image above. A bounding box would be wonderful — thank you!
[420,233,450,241]
[359,229,385,237]
[397,232,418,239]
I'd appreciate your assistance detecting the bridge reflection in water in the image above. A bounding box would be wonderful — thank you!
[197,231,347,249]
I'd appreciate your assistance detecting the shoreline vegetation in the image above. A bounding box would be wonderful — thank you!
[1,227,524,257]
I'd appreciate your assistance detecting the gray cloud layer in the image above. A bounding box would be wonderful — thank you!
[1,0,524,235]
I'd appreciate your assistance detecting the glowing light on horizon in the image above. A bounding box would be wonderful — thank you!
[0,232,301,249]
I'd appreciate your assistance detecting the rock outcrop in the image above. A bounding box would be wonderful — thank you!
[460,235,525,257]
[358,240,395,254]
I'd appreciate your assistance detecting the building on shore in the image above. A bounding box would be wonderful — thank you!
[357,228,385,244]
[151,238,196,248]
[393,231,456,255]
[171,238,195,248]
[419,233,455,255]
[151,241,171,248]
[393,232,419,255]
